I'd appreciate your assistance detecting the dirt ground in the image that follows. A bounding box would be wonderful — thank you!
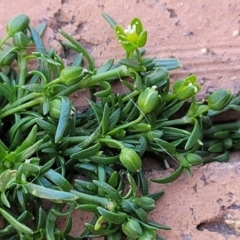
[1,0,240,239]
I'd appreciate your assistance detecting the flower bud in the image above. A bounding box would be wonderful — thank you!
[137,86,159,114]
[49,98,61,119]
[138,228,157,240]
[119,148,142,173]
[135,196,155,212]
[107,230,123,240]
[173,75,200,100]
[122,218,142,239]
[145,67,169,88]
[6,14,30,37]
[59,66,84,86]
[128,123,151,133]
[12,32,29,48]
[207,89,233,111]
[185,153,203,166]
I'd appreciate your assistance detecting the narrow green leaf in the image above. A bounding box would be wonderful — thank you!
[25,183,78,202]
[102,13,117,28]
[185,118,202,150]
[55,96,72,143]
[30,26,47,54]
[152,138,176,155]
[151,165,184,183]
[97,58,114,74]
[15,139,43,162]
[43,169,72,191]
[0,83,13,102]
[0,208,33,235]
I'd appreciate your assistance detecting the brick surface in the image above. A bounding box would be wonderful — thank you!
[1,1,240,239]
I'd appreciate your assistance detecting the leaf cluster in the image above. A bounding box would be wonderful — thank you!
[0,13,239,240]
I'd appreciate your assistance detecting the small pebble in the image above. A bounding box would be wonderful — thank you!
[200,48,208,55]
[233,30,240,37]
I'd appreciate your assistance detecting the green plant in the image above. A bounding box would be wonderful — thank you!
[0,13,239,240]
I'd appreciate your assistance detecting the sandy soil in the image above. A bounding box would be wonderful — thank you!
[1,1,240,239]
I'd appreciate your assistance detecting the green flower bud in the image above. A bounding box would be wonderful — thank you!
[49,98,61,119]
[145,67,169,88]
[207,89,233,111]
[59,66,85,86]
[107,230,123,240]
[119,148,142,173]
[138,228,157,240]
[135,196,155,212]
[6,14,30,37]
[12,32,29,48]
[137,86,159,114]
[122,218,142,239]
[185,153,203,166]
[128,123,151,133]
[173,75,200,100]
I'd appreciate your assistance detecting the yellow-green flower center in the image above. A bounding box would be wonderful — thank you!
[124,24,138,43]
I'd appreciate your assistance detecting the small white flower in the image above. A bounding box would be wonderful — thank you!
[124,24,136,34]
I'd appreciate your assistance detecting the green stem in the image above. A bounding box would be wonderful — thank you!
[98,137,125,149]
[107,113,144,136]
[88,65,129,86]
[0,97,44,119]
[1,92,43,112]
[163,92,177,103]
[127,51,134,59]
[44,78,61,88]
[161,115,192,127]
[204,119,240,135]
[0,35,10,49]
[56,65,129,96]
[121,90,140,102]
[55,74,91,96]
[17,50,27,99]
[71,189,109,207]
[135,49,141,61]
[28,70,48,85]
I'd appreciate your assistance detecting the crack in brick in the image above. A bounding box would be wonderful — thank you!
[197,216,235,235]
